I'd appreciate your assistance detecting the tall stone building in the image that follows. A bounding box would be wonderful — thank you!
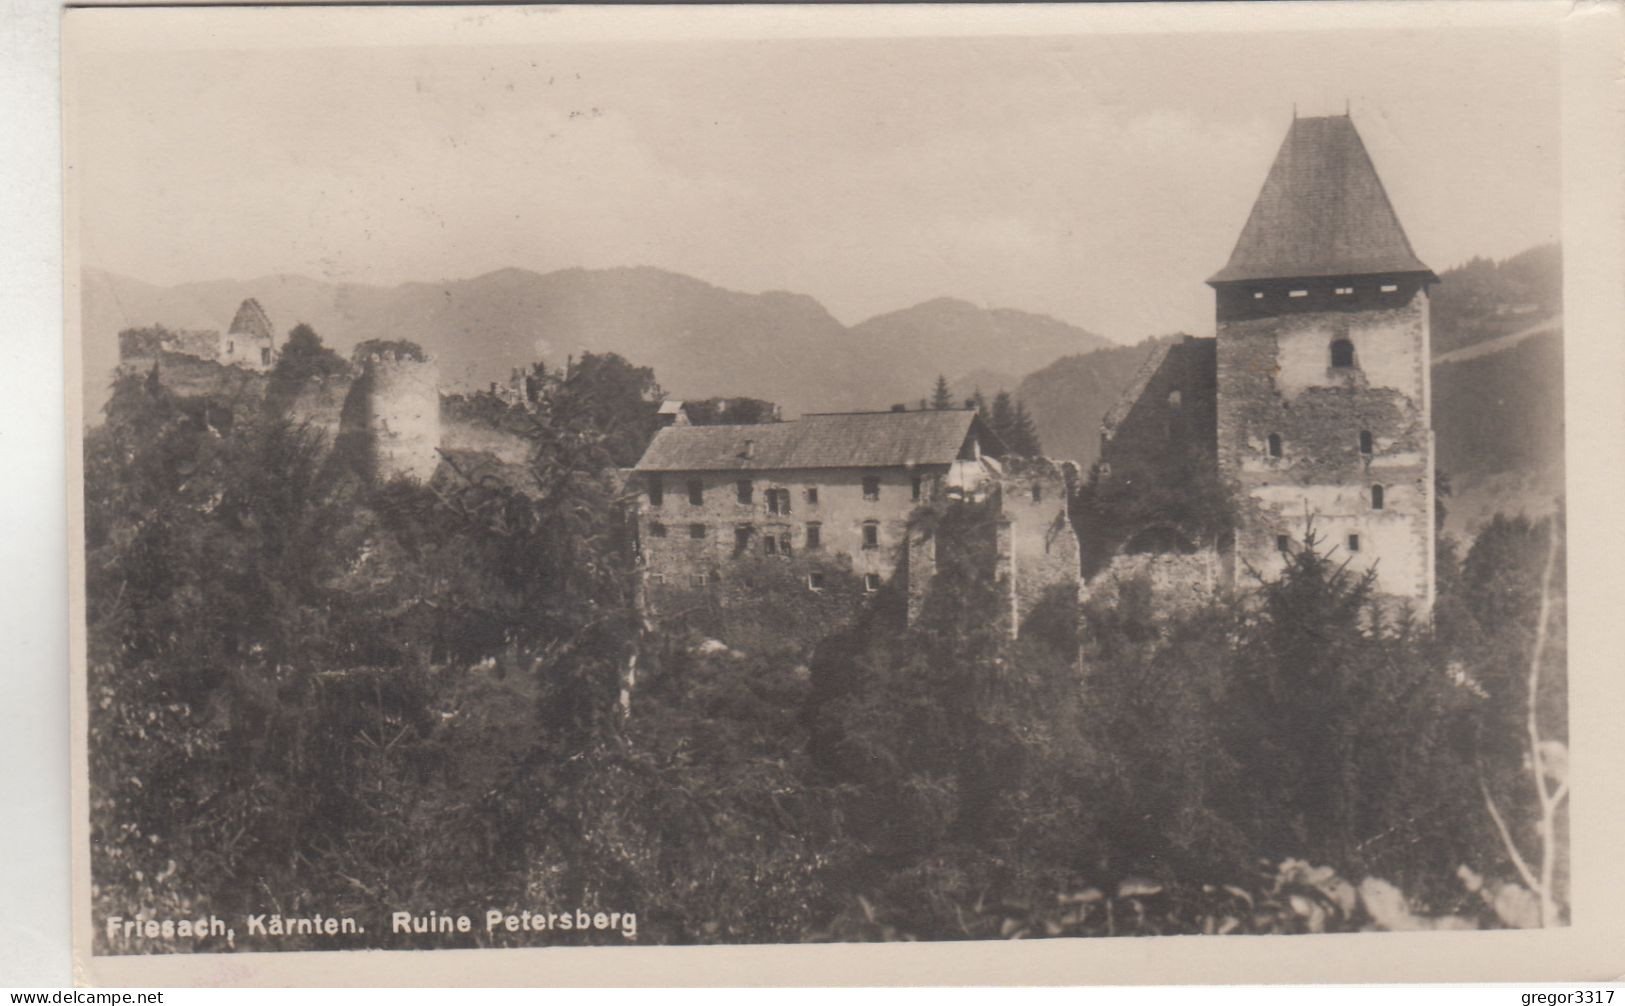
[1084,113,1437,611]
[1209,113,1436,608]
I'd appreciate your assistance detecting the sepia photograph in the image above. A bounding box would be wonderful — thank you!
[58,0,1625,986]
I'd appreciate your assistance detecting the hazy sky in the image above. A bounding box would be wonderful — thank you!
[71,14,1560,341]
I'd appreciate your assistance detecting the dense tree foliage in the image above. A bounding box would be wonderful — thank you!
[85,352,1566,951]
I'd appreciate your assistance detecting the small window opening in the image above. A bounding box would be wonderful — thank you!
[689,573,708,587]
[648,478,664,507]
[687,480,704,505]
[260,347,271,365]
[737,480,753,505]
[863,573,881,593]
[1267,433,1282,458]
[1370,484,1385,510]
[649,522,667,538]
[1330,339,1356,369]
[808,572,826,592]
[1289,289,1308,299]
[1168,390,1182,410]
[1334,286,1354,296]
[227,340,235,354]
[688,523,706,539]
[1347,533,1361,553]
[862,521,879,549]
[911,474,923,501]
[1252,290,1265,300]
[1359,430,1373,455]
[1031,483,1043,503]
[1277,534,1291,553]
[649,573,665,585]
[1380,283,1399,293]
[805,522,822,550]
[863,476,881,501]
[805,487,819,505]
[734,525,751,553]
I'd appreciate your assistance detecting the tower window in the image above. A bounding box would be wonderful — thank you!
[1330,339,1356,369]
[1347,533,1361,553]
[1359,430,1373,455]
[863,476,881,501]
[737,480,753,505]
[1370,484,1385,510]
[648,477,664,507]
[687,480,704,505]
[1267,433,1283,458]
[1276,534,1291,553]
[862,521,879,549]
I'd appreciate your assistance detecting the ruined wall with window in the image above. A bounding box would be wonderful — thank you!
[1076,336,1228,599]
[1215,278,1433,604]
[996,456,1083,629]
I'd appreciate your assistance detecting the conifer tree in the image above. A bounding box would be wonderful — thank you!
[930,374,954,410]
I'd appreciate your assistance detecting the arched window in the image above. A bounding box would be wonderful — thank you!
[1359,430,1373,455]
[1267,433,1282,458]
[1370,484,1385,510]
[1330,338,1356,369]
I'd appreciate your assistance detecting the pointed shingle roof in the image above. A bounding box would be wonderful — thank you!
[1208,115,1434,285]
[227,298,274,341]
[634,409,997,472]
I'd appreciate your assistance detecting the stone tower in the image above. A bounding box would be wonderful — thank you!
[1208,114,1437,609]
[360,351,442,483]
[221,298,277,370]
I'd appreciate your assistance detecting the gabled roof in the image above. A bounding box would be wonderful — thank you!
[227,298,275,341]
[1209,115,1434,285]
[634,409,997,472]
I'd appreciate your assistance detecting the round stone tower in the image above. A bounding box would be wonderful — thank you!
[361,351,441,483]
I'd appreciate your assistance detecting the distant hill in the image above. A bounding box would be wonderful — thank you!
[1429,244,1561,355]
[80,267,1110,424]
[850,298,1111,403]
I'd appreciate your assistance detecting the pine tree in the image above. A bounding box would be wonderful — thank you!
[930,374,954,410]
[1009,400,1043,457]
